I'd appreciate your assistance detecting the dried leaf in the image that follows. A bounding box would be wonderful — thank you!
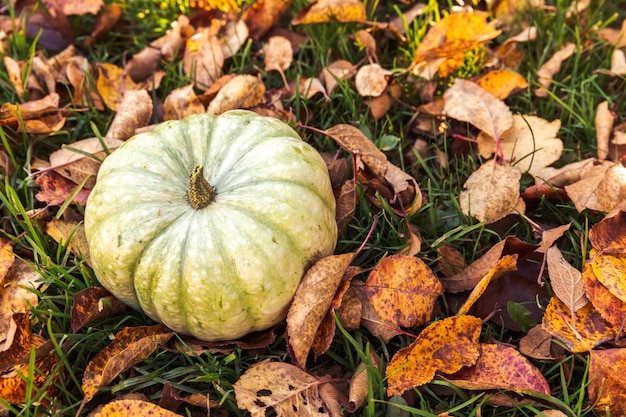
[86,3,123,46]
[0,260,42,342]
[46,218,90,262]
[59,0,104,15]
[355,64,390,97]
[589,251,626,305]
[588,348,626,414]
[442,239,508,292]
[437,245,467,278]
[96,63,140,111]
[90,399,181,416]
[0,313,31,371]
[183,29,224,90]
[353,282,401,342]
[519,325,560,360]
[321,60,356,95]
[325,124,387,178]
[80,325,174,405]
[566,161,626,213]
[292,0,367,25]
[286,253,353,368]
[589,211,626,254]
[207,74,266,114]
[264,36,293,72]
[535,43,576,97]
[597,20,626,48]
[459,160,522,223]
[221,19,249,59]
[582,263,626,330]
[35,171,91,206]
[234,361,334,416]
[124,46,162,83]
[71,287,128,333]
[445,343,550,397]
[456,255,518,316]
[444,79,513,139]
[542,296,615,352]
[595,101,613,160]
[609,49,626,75]
[3,56,23,97]
[243,0,292,40]
[536,223,571,254]
[547,246,588,312]
[347,350,380,413]
[335,180,356,232]
[0,238,15,286]
[476,69,528,100]
[365,254,442,328]
[105,89,154,140]
[163,84,205,121]
[386,315,482,396]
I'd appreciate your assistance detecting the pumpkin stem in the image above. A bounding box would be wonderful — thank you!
[188,165,215,209]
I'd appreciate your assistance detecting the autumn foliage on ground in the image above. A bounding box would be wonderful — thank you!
[1,0,626,415]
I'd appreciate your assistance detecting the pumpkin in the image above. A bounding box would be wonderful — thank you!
[84,110,337,341]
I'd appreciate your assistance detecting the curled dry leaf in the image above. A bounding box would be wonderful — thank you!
[207,74,266,114]
[542,296,615,352]
[445,343,550,399]
[0,260,42,343]
[3,56,23,97]
[106,89,154,140]
[441,239,507,293]
[243,0,293,40]
[459,160,522,224]
[80,325,174,406]
[321,60,357,95]
[347,350,380,413]
[595,101,613,160]
[588,348,626,415]
[71,287,127,333]
[163,84,205,121]
[546,246,588,313]
[234,361,338,417]
[610,49,626,75]
[293,77,328,100]
[365,254,443,328]
[325,124,387,178]
[183,29,224,90]
[444,79,513,140]
[124,46,162,83]
[264,36,293,73]
[477,115,563,176]
[355,64,390,97]
[221,19,249,59]
[565,161,626,213]
[292,0,367,25]
[536,223,571,254]
[534,42,576,97]
[286,253,353,368]
[386,315,482,396]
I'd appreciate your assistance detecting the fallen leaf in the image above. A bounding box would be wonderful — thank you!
[292,77,328,100]
[0,342,57,405]
[519,325,561,360]
[70,287,128,333]
[183,29,224,90]
[595,101,613,160]
[456,255,518,316]
[286,253,353,368]
[588,348,626,415]
[220,19,249,59]
[355,64,390,97]
[535,43,576,97]
[365,254,443,328]
[0,260,42,343]
[588,211,626,254]
[96,63,141,111]
[105,89,154,140]
[0,238,15,285]
[3,56,23,97]
[90,399,181,416]
[565,161,626,213]
[597,19,626,48]
[437,245,467,277]
[124,46,162,83]
[321,60,356,95]
[0,313,31,371]
[163,84,205,120]
[347,350,380,413]
[477,115,563,176]
[292,0,367,25]
[46,218,90,262]
[589,250,626,305]
[86,3,123,46]
[542,296,615,352]
[353,281,401,342]
[442,239,508,293]
[59,0,104,15]
[476,69,528,100]
[444,78,513,141]
[80,325,174,405]
[386,315,482,396]
[547,246,588,312]
[35,171,91,206]
[335,180,356,232]
[234,361,337,416]
[582,263,626,330]
[335,285,362,329]
[325,124,387,178]
[609,49,626,75]
[243,0,292,40]
[459,160,522,223]
[536,223,572,254]
[264,36,293,73]
[444,343,550,397]
[207,74,266,114]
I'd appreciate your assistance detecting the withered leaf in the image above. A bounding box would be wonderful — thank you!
[353,281,400,342]
[335,180,356,232]
[220,19,249,59]
[386,315,482,396]
[442,239,508,293]
[90,399,181,416]
[589,250,626,304]
[595,101,613,160]
[243,0,292,40]
[96,63,140,111]
[536,223,571,254]
[365,254,443,328]
[124,46,162,83]
[0,238,15,285]
[325,124,387,178]
[46,218,91,264]
[445,343,550,398]
[588,348,626,415]
[183,29,224,90]
[292,0,367,25]
[535,43,576,97]
[476,69,528,100]
[207,74,266,114]
[546,246,588,312]
[564,160,626,213]
[286,253,353,368]
[347,350,380,413]
[106,89,154,140]
[264,36,293,73]
[589,211,626,254]
[0,313,32,372]
[234,361,336,416]
[71,287,127,333]
[80,325,174,405]
[0,260,42,342]
[321,60,356,95]
[519,325,561,360]
[355,64,390,97]
[163,84,205,121]
[35,171,91,206]
[582,263,626,330]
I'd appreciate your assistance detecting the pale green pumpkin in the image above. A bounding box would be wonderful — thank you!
[84,110,337,341]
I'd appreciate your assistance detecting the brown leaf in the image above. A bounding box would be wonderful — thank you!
[595,101,613,160]
[0,313,32,372]
[546,246,588,312]
[105,89,154,140]
[163,84,205,121]
[519,325,561,360]
[589,211,626,254]
[59,0,104,15]
[347,350,380,413]
[534,43,576,97]
[151,15,192,62]
[365,254,443,328]
[25,1,74,51]
[243,0,292,40]
[35,171,91,206]
[220,19,248,59]
[321,60,356,95]
[90,399,181,416]
[325,124,387,178]
[597,20,626,48]
[445,343,550,398]
[3,56,23,97]
[264,36,293,72]
[0,345,57,405]
[335,180,356,232]
[70,287,128,333]
[0,237,15,285]
[0,260,42,342]
[459,160,522,223]
[563,160,625,213]
[234,361,335,416]
[352,281,400,342]
[444,79,513,140]
[207,74,266,114]
[335,285,362,330]
[355,64,390,97]
[49,136,124,189]
[386,315,482,396]
[292,77,328,100]
[174,328,277,356]
[86,3,123,46]
[588,348,626,414]
[80,325,174,405]
[183,29,224,90]
[542,296,615,352]
[437,245,467,278]
[46,218,91,262]
[124,46,162,83]
[536,223,572,254]
[292,0,367,25]
[286,253,354,368]
[456,254,518,316]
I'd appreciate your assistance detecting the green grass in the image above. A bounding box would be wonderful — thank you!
[1,0,625,415]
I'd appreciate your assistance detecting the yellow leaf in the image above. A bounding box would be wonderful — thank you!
[292,0,366,25]
[91,400,181,417]
[477,69,528,99]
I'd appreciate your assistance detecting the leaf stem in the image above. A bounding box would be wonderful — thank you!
[187,165,215,209]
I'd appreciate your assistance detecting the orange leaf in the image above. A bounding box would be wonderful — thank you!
[70,287,128,333]
[291,0,367,25]
[589,250,626,304]
[365,254,443,328]
[588,211,626,254]
[582,263,626,329]
[80,325,174,405]
[385,315,482,396]
[243,0,292,40]
[95,63,140,111]
[0,237,15,285]
[445,343,550,396]
[542,296,615,352]
[588,348,626,414]
[477,69,528,100]
[91,399,181,416]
